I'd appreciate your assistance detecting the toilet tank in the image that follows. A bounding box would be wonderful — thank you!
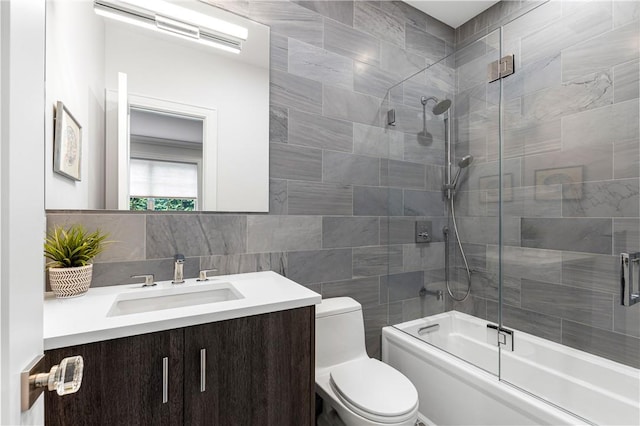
[316,297,368,371]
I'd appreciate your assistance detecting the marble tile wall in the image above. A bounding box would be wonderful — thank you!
[453,0,640,368]
[46,0,455,359]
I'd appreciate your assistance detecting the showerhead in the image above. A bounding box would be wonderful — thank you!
[432,99,452,116]
[420,96,452,115]
[458,155,474,169]
[418,96,451,144]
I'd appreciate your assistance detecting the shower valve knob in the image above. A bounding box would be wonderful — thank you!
[415,221,432,243]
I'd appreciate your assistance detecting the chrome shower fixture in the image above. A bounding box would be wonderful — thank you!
[420,96,452,116]
[418,96,452,144]
[443,153,474,302]
[450,155,474,190]
[457,154,474,169]
[443,154,474,197]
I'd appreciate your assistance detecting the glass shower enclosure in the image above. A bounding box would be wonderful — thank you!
[382,1,640,424]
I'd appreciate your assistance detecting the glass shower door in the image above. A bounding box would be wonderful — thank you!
[498,2,640,424]
[385,29,503,376]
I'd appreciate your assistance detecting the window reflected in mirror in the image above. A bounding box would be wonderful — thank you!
[128,108,203,211]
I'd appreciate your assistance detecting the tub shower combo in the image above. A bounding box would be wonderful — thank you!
[381,2,640,425]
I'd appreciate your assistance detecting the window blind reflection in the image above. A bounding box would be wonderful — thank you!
[130,158,198,198]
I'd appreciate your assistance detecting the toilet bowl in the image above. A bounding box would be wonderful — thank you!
[315,297,419,426]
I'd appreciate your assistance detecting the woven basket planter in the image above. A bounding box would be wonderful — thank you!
[49,264,93,298]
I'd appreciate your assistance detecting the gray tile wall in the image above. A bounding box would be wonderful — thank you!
[48,0,638,371]
[454,0,640,368]
[46,1,455,359]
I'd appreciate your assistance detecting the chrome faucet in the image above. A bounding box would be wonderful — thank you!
[197,269,218,282]
[131,274,156,287]
[172,254,185,284]
[419,286,443,300]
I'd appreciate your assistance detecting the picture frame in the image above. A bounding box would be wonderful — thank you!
[478,173,513,203]
[534,166,583,200]
[53,101,82,181]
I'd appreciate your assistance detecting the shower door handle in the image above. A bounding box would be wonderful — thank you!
[620,253,640,306]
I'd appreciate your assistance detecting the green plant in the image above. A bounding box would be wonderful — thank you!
[44,225,110,268]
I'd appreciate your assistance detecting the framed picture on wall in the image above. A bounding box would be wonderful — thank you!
[53,101,82,181]
[478,173,513,203]
[534,166,583,200]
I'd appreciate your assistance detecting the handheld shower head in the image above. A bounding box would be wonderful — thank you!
[451,155,474,190]
[458,155,474,169]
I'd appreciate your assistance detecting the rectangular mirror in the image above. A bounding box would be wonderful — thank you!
[45,0,270,212]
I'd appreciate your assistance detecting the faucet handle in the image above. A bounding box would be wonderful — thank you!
[131,274,156,287]
[197,269,218,282]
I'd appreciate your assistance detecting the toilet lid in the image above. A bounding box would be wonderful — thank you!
[329,358,418,419]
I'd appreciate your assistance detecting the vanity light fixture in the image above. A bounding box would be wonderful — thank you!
[94,0,248,54]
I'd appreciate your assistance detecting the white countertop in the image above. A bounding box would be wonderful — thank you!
[43,271,321,350]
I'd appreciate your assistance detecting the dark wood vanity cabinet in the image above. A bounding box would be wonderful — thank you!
[183,307,315,425]
[45,307,315,426]
[44,328,184,426]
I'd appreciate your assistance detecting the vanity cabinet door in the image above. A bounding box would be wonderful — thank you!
[183,307,315,426]
[45,329,184,426]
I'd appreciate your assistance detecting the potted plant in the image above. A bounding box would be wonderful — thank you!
[44,224,109,298]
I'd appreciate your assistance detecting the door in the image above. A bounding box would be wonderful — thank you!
[498,2,640,424]
[384,28,502,377]
[0,0,46,423]
[183,308,315,425]
[44,329,183,426]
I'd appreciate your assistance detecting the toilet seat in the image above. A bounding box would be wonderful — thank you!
[329,358,418,424]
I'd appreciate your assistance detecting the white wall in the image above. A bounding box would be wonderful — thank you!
[0,0,45,423]
[45,0,105,209]
[104,23,269,212]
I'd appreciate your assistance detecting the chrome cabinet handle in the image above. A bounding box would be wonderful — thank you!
[162,357,168,404]
[200,349,206,392]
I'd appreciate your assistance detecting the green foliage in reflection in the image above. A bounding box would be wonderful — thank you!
[130,197,148,211]
[130,197,195,211]
[154,198,195,211]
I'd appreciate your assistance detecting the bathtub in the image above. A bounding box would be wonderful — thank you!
[382,311,640,426]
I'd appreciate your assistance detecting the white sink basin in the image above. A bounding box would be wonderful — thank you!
[107,282,243,317]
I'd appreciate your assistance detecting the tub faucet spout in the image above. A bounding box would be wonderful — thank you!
[419,287,443,300]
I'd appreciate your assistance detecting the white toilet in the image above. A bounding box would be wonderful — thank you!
[315,297,419,426]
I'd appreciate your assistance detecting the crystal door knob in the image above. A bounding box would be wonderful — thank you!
[33,355,84,396]
[22,355,84,411]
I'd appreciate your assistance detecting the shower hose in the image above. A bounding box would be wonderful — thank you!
[446,195,472,302]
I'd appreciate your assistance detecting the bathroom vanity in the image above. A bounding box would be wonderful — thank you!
[42,272,320,425]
